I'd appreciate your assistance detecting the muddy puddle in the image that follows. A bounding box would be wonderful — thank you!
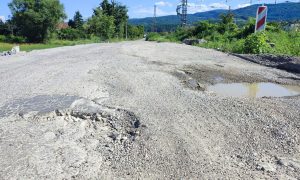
[207,82,300,98]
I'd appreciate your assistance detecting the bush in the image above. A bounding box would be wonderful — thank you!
[56,28,86,40]
[193,21,217,39]
[145,32,159,41]
[146,32,179,42]
[244,33,270,54]
[0,35,26,43]
[0,35,6,42]
[237,18,255,38]
[128,25,144,39]
[266,30,300,56]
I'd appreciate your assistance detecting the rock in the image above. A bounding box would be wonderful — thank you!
[11,46,20,54]
[277,158,300,171]
[256,162,276,172]
[182,39,207,45]
[1,46,20,57]
[55,109,63,116]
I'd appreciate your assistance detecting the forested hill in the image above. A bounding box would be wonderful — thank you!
[129,2,300,31]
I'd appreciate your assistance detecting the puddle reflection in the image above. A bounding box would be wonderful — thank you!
[207,83,300,98]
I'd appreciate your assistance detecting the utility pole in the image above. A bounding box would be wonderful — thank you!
[181,0,187,26]
[176,0,188,27]
[125,21,128,40]
[152,5,157,32]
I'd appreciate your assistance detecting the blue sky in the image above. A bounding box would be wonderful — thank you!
[0,0,299,21]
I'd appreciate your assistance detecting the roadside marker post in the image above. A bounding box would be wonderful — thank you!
[255,5,268,33]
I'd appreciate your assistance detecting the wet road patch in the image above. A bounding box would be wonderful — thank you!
[207,83,300,98]
[0,95,80,118]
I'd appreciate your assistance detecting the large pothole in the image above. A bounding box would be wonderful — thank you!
[0,97,145,178]
[172,65,300,98]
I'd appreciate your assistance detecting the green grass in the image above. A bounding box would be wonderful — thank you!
[146,32,179,43]
[0,39,102,52]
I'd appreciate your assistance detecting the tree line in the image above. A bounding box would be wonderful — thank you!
[0,0,144,43]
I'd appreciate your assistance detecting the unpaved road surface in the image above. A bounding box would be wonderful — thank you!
[0,41,300,179]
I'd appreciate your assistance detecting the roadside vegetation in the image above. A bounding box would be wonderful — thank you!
[146,13,300,57]
[0,0,144,52]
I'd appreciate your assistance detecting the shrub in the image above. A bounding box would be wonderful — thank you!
[237,18,255,38]
[0,35,27,43]
[145,32,160,41]
[56,28,86,40]
[244,32,270,54]
[0,35,6,42]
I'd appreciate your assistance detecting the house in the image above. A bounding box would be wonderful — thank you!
[57,22,69,30]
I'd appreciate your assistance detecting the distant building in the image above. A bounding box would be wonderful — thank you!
[0,16,5,22]
[57,22,69,30]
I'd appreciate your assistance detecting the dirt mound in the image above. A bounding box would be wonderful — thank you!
[234,54,300,74]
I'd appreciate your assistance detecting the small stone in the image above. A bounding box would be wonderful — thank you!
[256,162,276,172]
[55,109,63,116]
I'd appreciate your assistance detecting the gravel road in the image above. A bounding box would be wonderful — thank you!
[0,41,299,179]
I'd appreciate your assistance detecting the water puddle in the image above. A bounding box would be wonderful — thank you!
[207,83,300,98]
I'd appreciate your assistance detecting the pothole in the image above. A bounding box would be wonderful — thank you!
[0,95,80,118]
[207,82,300,98]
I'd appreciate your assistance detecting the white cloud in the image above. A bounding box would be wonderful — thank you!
[135,6,175,17]
[132,1,230,18]
[0,16,5,22]
[187,2,229,13]
[237,3,251,8]
[155,1,173,7]
[209,3,229,9]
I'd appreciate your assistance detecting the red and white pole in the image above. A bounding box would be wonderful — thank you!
[255,6,268,33]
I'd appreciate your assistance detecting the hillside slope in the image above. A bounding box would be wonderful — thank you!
[129,2,300,30]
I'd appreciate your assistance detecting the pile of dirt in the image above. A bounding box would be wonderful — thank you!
[234,54,300,74]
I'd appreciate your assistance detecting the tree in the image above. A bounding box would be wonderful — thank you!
[100,0,113,16]
[112,3,128,38]
[218,13,238,34]
[0,21,10,35]
[68,11,84,30]
[9,0,66,42]
[99,0,128,38]
[193,21,217,38]
[87,9,115,40]
[128,25,144,39]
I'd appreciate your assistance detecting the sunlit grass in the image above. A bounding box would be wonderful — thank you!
[0,39,102,52]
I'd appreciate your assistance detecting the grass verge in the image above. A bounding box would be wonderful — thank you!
[0,39,103,52]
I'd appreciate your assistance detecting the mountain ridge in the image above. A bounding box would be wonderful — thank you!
[129,2,300,31]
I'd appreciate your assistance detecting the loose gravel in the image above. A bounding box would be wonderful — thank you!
[0,41,299,179]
